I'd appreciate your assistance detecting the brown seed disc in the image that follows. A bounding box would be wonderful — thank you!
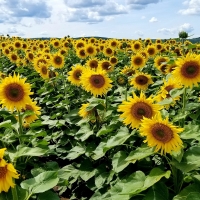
[135,75,148,85]
[133,57,143,65]
[165,85,174,98]
[73,70,82,80]
[181,61,200,78]
[0,166,7,178]
[54,56,62,65]
[41,66,48,75]
[131,102,153,120]
[5,83,24,102]
[89,60,98,69]
[151,123,173,143]
[90,75,105,88]
[102,62,110,70]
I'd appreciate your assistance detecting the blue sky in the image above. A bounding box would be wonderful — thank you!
[0,0,199,39]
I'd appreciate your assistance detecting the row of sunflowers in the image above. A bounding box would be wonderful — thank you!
[0,35,200,199]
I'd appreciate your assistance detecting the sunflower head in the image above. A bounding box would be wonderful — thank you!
[139,115,183,155]
[118,92,162,129]
[80,68,112,97]
[116,74,128,86]
[172,53,200,88]
[0,73,33,111]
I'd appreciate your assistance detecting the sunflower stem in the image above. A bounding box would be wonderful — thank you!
[181,87,187,127]
[125,83,128,101]
[61,68,70,112]
[11,186,18,200]
[18,110,23,144]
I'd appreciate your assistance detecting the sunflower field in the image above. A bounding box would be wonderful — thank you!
[0,36,200,200]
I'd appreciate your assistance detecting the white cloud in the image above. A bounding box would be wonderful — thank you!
[179,23,194,32]
[149,17,158,22]
[179,0,200,15]
[157,23,194,36]
[127,0,160,9]
[135,30,144,36]
[7,26,25,36]
[141,15,146,19]
[157,28,177,35]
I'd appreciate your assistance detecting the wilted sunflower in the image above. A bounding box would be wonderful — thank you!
[172,53,200,88]
[118,92,162,129]
[131,54,146,69]
[0,73,33,111]
[130,72,153,91]
[80,68,112,97]
[139,115,183,155]
[67,64,85,86]
[51,53,65,69]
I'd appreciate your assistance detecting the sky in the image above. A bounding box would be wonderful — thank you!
[0,0,199,39]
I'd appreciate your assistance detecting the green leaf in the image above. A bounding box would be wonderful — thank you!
[125,146,154,163]
[143,182,169,200]
[96,125,113,137]
[76,124,93,141]
[112,151,130,173]
[173,184,200,200]
[10,147,47,161]
[0,120,12,128]
[21,171,59,194]
[180,124,200,140]
[65,145,85,160]
[92,127,133,160]
[38,190,60,200]
[79,160,96,181]
[171,146,200,173]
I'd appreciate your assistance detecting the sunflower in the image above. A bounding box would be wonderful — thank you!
[26,51,34,62]
[139,115,183,155]
[130,54,146,70]
[13,40,22,49]
[8,52,19,63]
[67,64,85,86]
[155,78,183,107]
[118,92,162,129]
[85,44,97,57]
[98,60,113,72]
[78,103,94,119]
[0,73,33,111]
[22,100,41,124]
[154,56,169,69]
[147,45,157,57]
[130,72,153,91]
[121,65,135,77]
[86,58,99,70]
[109,39,118,48]
[76,48,87,59]
[103,46,114,57]
[51,53,65,69]
[38,63,49,79]
[80,68,112,97]
[109,56,118,66]
[0,148,20,192]
[131,41,143,52]
[172,53,200,88]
